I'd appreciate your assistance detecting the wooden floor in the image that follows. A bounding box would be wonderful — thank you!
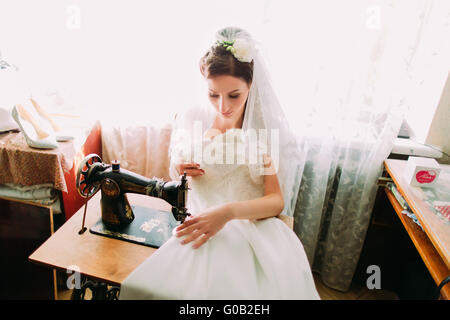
[312,273,398,300]
[56,272,398,300]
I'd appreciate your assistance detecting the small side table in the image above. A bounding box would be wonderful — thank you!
[383,159,449,299]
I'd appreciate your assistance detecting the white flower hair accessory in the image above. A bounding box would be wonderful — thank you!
[217,38,254,63]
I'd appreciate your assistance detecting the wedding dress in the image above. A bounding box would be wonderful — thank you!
[119,27,319,300]
[119,107,320,300]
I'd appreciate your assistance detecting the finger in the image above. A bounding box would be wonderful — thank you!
[176,216,199,231]
[176,163,201,175]
[263,165,276,175]
[262,154,276,175]
[181,229,202,245]
[192,233,212,249]
[181,168,205,177]
[182,163,201,168]
[178,216,198,229]
[180,163,201,170]
[176,223,202,238]
[263,154,271,166]
[191,169,205,176]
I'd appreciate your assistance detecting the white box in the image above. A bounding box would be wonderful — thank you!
[403,156,441,188]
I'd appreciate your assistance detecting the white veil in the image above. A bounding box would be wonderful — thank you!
[214,27,304,217]
[169,27,303,217]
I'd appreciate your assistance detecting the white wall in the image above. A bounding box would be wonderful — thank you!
[426,72,450,164]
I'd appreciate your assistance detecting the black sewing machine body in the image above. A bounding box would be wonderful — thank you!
[76,154,190,230]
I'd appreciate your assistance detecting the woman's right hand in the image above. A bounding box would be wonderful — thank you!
[176,163,205,177]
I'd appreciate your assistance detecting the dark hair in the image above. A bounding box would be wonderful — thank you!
[199,41,254,86]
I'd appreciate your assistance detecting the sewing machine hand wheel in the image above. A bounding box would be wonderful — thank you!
[76,153,103,198]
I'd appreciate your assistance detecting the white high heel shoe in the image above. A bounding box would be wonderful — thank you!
[30,98,74,142]
[11,104,58,149]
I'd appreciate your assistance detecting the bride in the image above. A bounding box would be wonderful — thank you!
[119,27,320,300]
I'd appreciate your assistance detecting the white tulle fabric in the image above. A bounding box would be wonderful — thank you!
[119,106,319,300]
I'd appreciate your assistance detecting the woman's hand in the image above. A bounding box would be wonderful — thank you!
[176,162,205,177]
[175,204,233,249]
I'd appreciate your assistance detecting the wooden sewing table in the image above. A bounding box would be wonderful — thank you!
[29,192,162,293]
[29,191,294,299]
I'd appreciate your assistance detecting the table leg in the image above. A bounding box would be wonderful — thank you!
[47,206,59,300]
[52,269,58,300]
[71,276,120,300]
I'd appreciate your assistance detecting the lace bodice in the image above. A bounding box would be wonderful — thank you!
[169,128,267,213]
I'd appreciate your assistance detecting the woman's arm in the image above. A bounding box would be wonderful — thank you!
[175,155,284,248]
[227,166,284,220]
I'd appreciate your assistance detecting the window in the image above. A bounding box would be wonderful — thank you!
[1,0,448,141]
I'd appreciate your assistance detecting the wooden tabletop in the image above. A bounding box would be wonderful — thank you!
[29,192,167,286]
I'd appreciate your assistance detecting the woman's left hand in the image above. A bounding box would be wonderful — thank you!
[175,204,233,249]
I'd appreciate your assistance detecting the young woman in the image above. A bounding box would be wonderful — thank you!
[119,27,320,300]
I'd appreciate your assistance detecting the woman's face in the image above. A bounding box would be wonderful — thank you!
[206,75,250,122]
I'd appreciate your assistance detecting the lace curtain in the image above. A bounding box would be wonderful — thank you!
[290,0,450,291]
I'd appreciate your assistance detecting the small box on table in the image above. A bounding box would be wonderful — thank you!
[403,156,441,188]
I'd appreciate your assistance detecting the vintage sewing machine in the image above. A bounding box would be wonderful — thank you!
[69,153,191,299]
[75,154,190,233]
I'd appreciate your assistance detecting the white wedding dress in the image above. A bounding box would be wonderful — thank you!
[119,111,320,300]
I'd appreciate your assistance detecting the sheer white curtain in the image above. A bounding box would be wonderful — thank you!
[284,0,450,291]
[1,0,449,292]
